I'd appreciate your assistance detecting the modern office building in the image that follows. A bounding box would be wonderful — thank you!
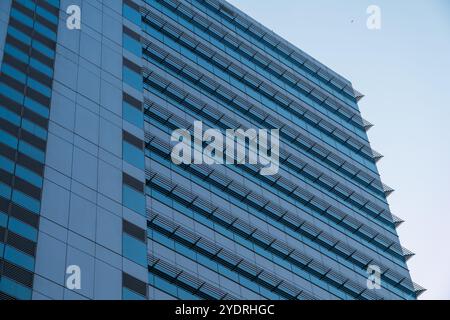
[0,0,424,300]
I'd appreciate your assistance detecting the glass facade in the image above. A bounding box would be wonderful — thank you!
[0,0,423,300]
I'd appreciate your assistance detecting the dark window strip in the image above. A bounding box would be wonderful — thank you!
[30,48,54,68]
[32,29,56,51]
[123,25,141,41]
[0,226,36,258]
[0,198,40,229]
[122,272,147,297]
[16,149,45,176]
[0,117,20,137]
[124,0,140,11]
[0,93,22,112]
[35,0,60,16]
[0,73,25,94]
[20,130,46,151]
[0,258,34,288]
[123,220,146,242]
[0,291,16,300]
[26,86,50,107]
[0,197,9,213]
[5,34,30,54]
[3,53,28,73]
[123,172,144,192]
[35,13,58,32]
[23,106,49,129]
[28,67,52,87]
[11,0,35,19]
[5,229,37,257]
[9,17,33,36]
[123,92,142,110]
[123,130,143,149]
[0,100,21,120]
[10,203,40,228]
[0,169,13,186]
[0,142,45,176]
[0,143,16,163]
[9,16,56,52]
[0,116,46,151]
[7,21,58,64]
[13,176,41,200]
[123,57,141,74]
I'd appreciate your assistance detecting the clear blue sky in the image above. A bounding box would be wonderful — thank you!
[227,0,450,299]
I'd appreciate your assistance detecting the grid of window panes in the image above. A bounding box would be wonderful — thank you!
[0,0,59,300]
[133,0,421,300]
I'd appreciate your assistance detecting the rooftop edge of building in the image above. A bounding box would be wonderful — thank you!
[199,0,365,101]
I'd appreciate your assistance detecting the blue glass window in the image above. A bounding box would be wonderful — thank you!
[15,165,43,188]
[12,189,40,214]
[124,34,141,57]
[16,0,36,11]
[24,97,49,119]
[123,66,142,91]
[21,119,47,140]
[154,276,177,297]
[0,182,12,199]
[10,9,34,28]
[123,234,147,267]
[122,287,145,300]
[0,105,21,126]
[18,140,45,163]
[0,83,24,104]
[7,26,32,45]
[0,276,32,300]
[123,141,144,170]
[0,211,8,227]
[4,44,29,63]
[0,129,19,149]
[46,0,60,8]
[123,101,143,128]
[32,40,55,59]
[27,77,52,97]
[2,63,26,83]
[34,22,57,41]
[4,245,35,271]
[123,4,141,26]
[122,185,146,216]
[8,217,37,242]
[36,6,58,25]
[30,58,53,77]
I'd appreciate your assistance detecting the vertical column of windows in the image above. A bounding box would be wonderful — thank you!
[121,0,148,300]
[0,0,59,300]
